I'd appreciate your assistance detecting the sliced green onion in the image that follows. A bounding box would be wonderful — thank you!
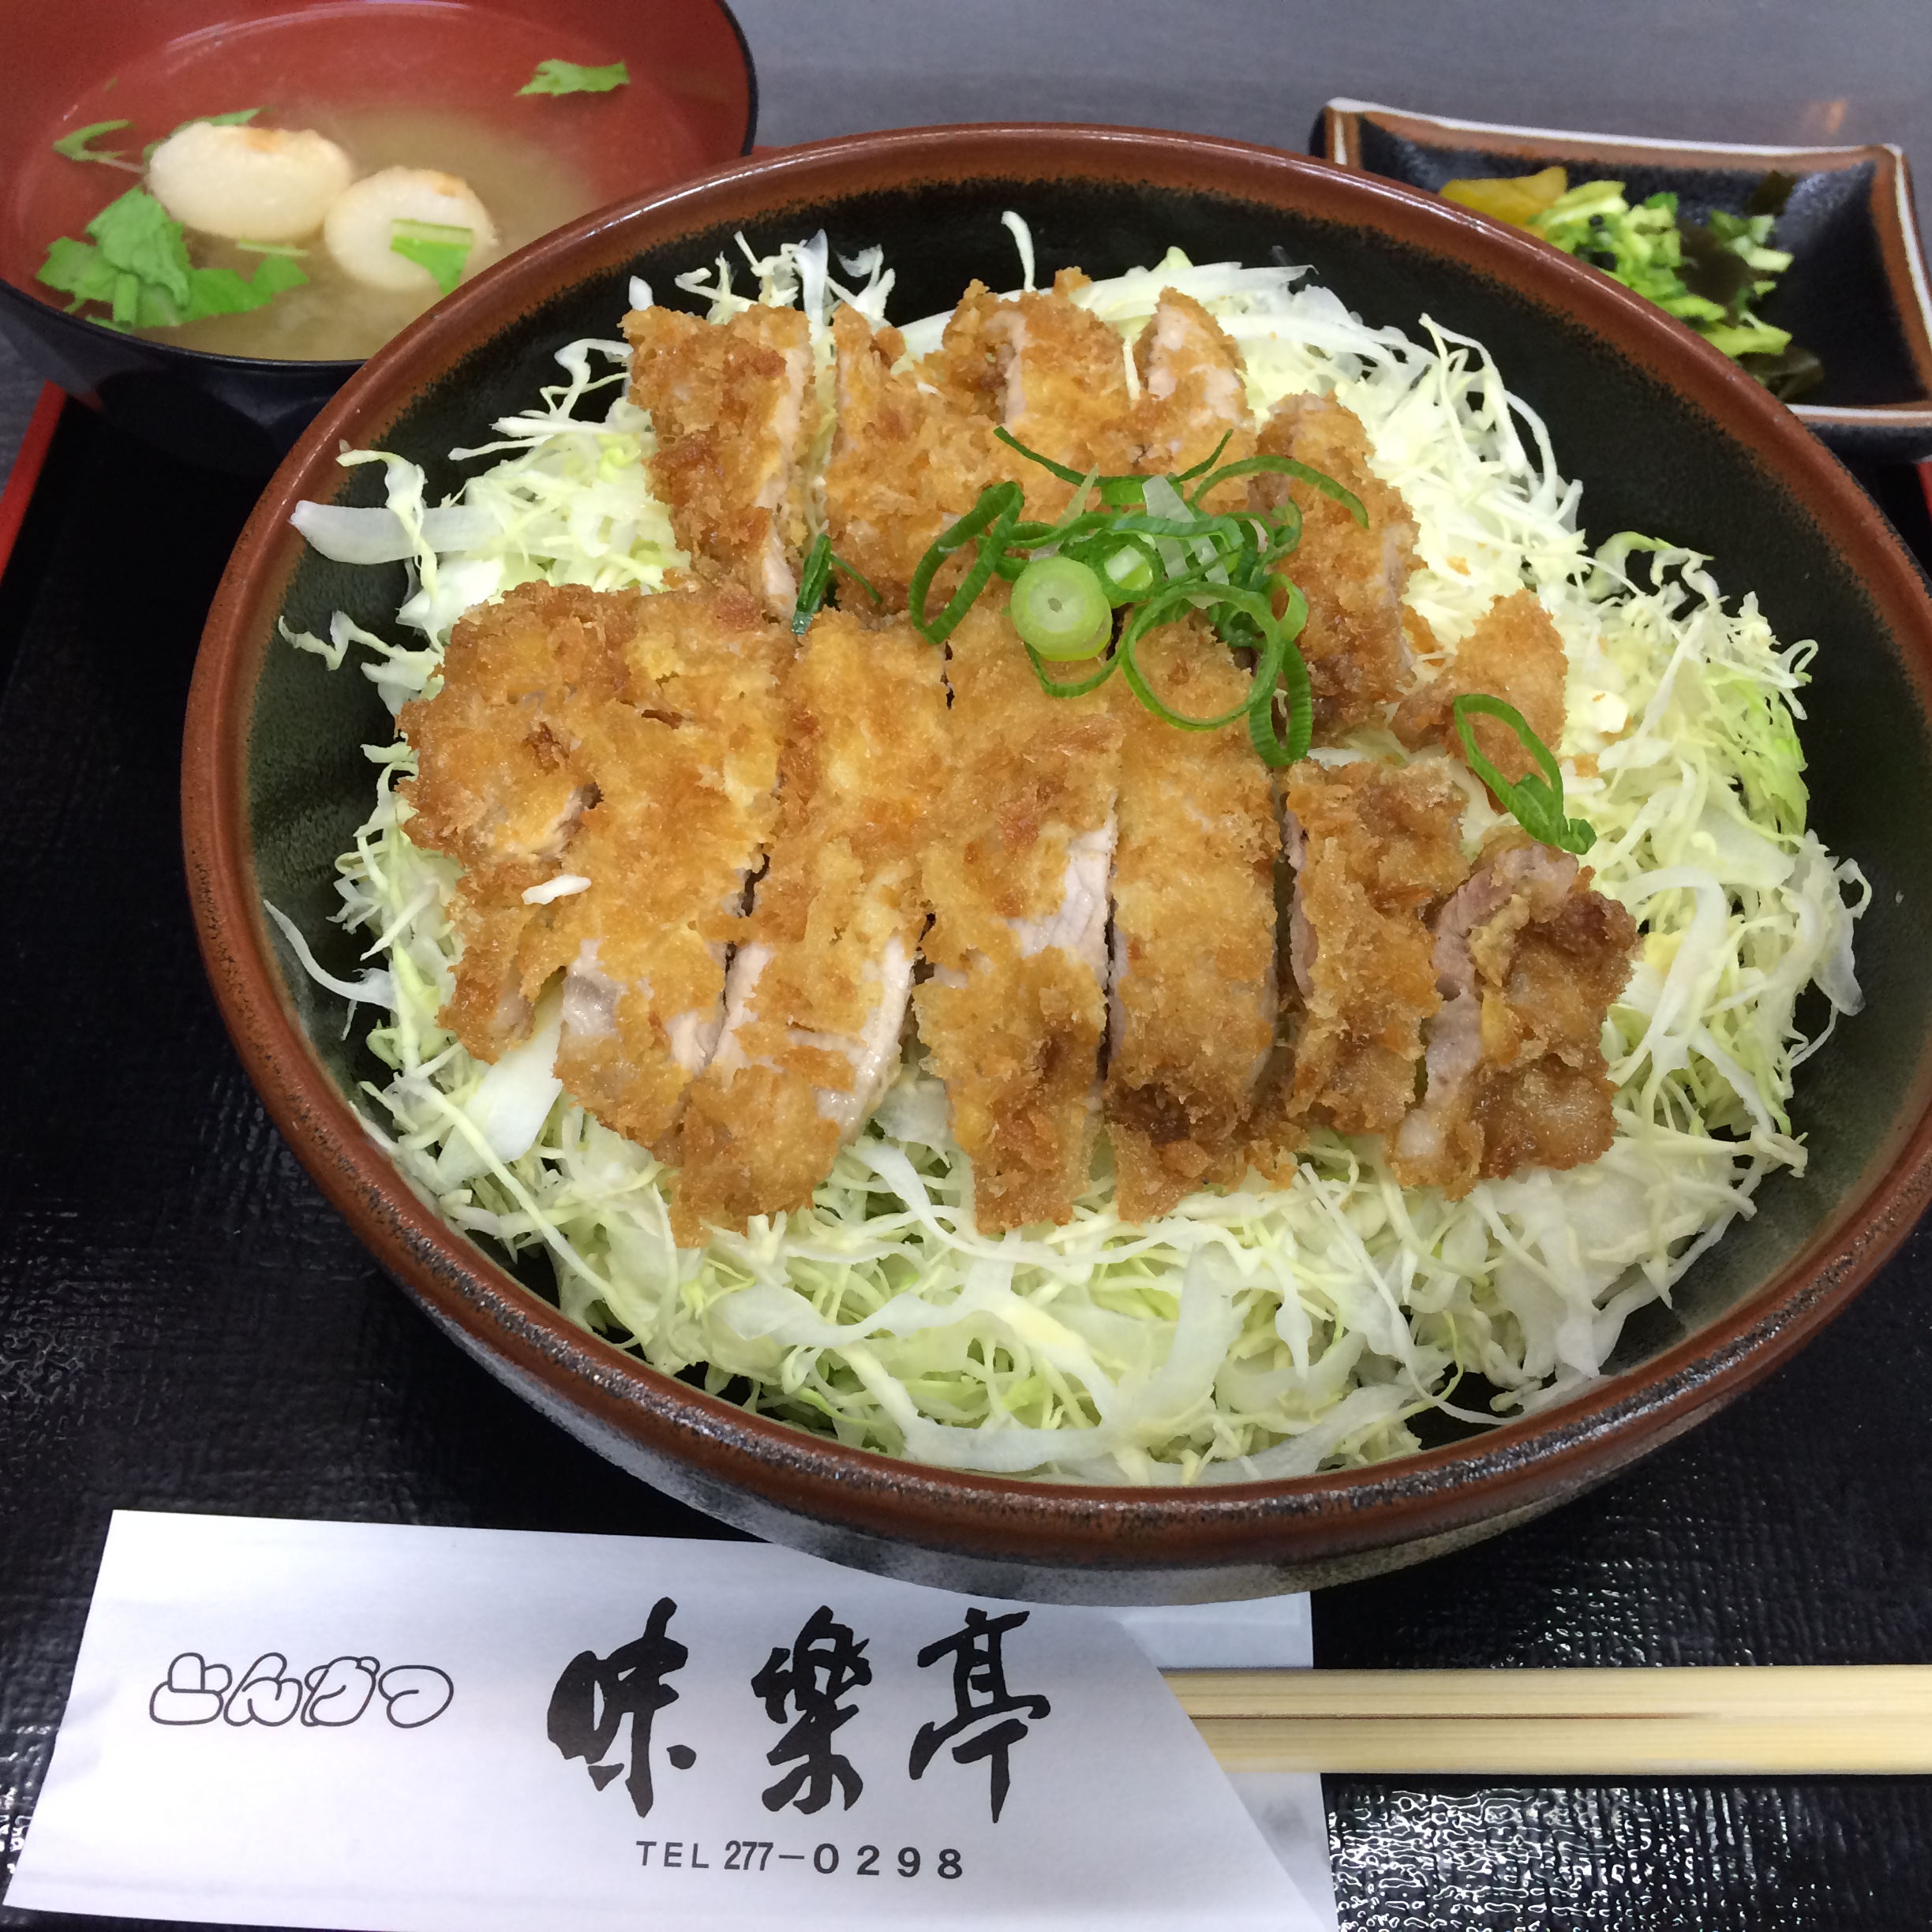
[831,550,882,606]
[1022,646,1119,697]
[1010,556,1111,660]
[1250,625,1312,767]
[1172,429,1234,484]
[993,426,1148,506]
[1452,693,1595,853]
[991,426,1088,487]
[1189,452,1368,524]
[1117,584,1281,732]
[904,447,1337,768]
[908,483,1023,644]
[1099,541,1158,601]
[791,534,884,635]
[792,535,833,635]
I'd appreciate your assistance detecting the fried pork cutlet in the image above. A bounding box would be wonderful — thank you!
[400,584,614,1060]
[624,301,818,615]
[399,582,787,1156]
[1249,393,1420,737]
[1252,758,1469,1163]
[673,612,950,1241]
[1105,619,1279,1221]
[1129,289,1256,508]
[1392,589,1569,784]
[822,303,1003,612]
[922,275,1136,519]
[915,605,1123,1231]
[1393,842,1638,1198]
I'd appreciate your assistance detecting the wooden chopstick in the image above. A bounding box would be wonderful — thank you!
[1162,1668,1932,1774]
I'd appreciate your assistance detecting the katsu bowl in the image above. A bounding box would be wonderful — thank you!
[0,0,754,471]
[184,125,1932,1602]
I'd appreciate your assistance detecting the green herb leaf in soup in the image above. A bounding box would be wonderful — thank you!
[51,120,138,170]
[36,185,307,329]
[518,58,629,96]
[388,219,474,296]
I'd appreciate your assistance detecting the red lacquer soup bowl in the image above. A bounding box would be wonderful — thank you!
[0,0,754,470]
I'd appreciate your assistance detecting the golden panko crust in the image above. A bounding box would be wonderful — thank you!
[400,580,786,1155]
[1105,618,1279,1222]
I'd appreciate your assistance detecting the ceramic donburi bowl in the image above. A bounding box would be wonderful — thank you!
[184,125,1932,1603]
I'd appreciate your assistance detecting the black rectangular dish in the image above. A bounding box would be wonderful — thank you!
[1319,98,1932,462]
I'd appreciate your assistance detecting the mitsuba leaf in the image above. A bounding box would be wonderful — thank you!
[185,252,309,318]
[35,186,306,328]
[87,186,193,306]
[389,219,474,295]
[37,234,122,307]
[52,119,134,167]
[519,58,629,95]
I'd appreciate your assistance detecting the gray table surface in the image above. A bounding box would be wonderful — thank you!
[2,0,1928,491]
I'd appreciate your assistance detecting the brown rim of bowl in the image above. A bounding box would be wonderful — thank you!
[183,122,1932,1576]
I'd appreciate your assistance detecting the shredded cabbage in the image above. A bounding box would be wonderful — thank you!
[278,224,1867,1484]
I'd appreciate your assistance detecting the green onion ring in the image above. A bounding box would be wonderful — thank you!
[1451,692,1596,853]
[1024,643,1119,697]
[908,482,1023,643]
[1189,452,1368,526]
[1010,555,1114,660]
[1116,582,1289,732]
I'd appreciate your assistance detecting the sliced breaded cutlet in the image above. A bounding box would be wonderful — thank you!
[400,582,787,1158]
[921,274,1136,519]
[1251,759,1469,1163]
[1393,589,1569,784]
[399,582,613,1061]
[1104,618,1279,1222]
[624,301,818,615]
[673,611,950,1242]
[1129,289,1256,507]
[915,605,1123,1232]
[1249,393,1421,736]
[1394,842,1638,1198]
[822,303,1003,612]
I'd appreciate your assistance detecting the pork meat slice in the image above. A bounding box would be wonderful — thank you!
[1129,288,1256,507]
[1104,616,1279,1221]
[915,604,1122,1231]
[1393,841,1639,1196]
[1248,392,1421,737]
[1248,758,1468,1167]
[400,582,788,1154]
[672,609,950,1241]
[624,300,818,614]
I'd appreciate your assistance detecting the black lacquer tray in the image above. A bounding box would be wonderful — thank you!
[2,402,1930,1930]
